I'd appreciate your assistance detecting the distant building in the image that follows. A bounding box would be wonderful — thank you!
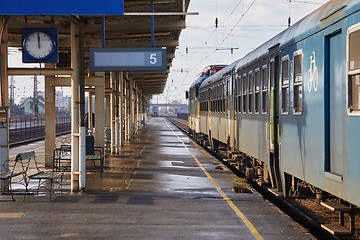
[56,91,71,114]
[18,96,45,116]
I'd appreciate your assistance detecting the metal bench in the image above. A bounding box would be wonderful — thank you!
[0,155,29,201]
[54,144,104,176]
[22,151,64,200]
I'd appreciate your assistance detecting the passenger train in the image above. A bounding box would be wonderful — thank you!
[188,0,360,214]
[188,64,226,137]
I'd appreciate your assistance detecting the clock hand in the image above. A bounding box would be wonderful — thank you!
[37,33,40,49]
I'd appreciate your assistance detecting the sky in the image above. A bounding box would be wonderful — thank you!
[154,0,329,104]
[7,0,330,104]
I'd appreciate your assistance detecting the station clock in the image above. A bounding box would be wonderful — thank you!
[22,28,58,63]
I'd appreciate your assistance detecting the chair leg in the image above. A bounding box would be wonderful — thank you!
[36,179,41,195]
[60,174,64,194]
[24,176,29,200]
[8,180,15,201]
[50,179,53,201]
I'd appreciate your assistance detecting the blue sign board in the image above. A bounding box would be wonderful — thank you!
[90,48,167,72]
[1,0,124,15]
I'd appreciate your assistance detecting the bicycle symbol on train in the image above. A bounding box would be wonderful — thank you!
[308,51,318,93]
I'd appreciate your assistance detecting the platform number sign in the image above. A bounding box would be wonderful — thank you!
[90,47,167,72]
[149,54,157,65]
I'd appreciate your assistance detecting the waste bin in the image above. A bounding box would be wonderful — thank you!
[86,135,95,155]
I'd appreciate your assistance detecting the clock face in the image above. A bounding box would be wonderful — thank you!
[23,31,55,60]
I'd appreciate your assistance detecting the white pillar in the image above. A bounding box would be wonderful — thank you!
[0,19,9,169]
[95,75,105,148]
[44,70,56,167]
[71,22,81,191]
[124,78,129,140]
[119,72,124,147]
[115,72,120,153]
[129,78,134,139]
[110,72,116,153]
[106,95,111,130]
[88,92,93,133]
[79,126,86,188]
[110,72,120,154]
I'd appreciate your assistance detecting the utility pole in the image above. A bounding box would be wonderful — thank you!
[33,75,39,119]
[9,76,15,120]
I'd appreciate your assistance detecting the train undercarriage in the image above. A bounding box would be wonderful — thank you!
[190,130,359,238]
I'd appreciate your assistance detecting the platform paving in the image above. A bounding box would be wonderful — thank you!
[0,117,315,239]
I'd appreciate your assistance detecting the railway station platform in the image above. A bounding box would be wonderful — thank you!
[0,117,315,240]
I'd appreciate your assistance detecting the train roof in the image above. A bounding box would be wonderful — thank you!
[189,64,227,89]
[235,0,360,71]
[200,60,240,90]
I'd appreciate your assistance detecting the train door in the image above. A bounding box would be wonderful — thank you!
[207,87,212,148]
[325,31,344,176]
[268,44,282,191]
[226,75,234,147]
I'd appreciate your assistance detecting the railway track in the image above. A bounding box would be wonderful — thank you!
[9,128,70,148]
[167,117,343,240]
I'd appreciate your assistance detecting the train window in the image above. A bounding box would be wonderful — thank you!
[248,71,253,114]
[347,25,360,114]
[221,83,224,112]
[224,81,227,112]
[219,84,221,112]
[220,84,222,112]
[242,73,247,113]
[255,69,260,114]
[222,83,225,112]
[281,56,289,114]
[293,51,303,114]
[216,85,219,113]
[214,86,217,112]
[238,75,242,113]
[234,74,238,112]
[207,89,209,111]
[210,88,214,112]
[349,28,360,71]
[270,60,275,90]
[262,65,268,114]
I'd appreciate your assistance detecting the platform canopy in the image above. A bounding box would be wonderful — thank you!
[4,0,191,96]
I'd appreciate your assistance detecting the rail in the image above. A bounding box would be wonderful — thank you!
[167,117,342,240]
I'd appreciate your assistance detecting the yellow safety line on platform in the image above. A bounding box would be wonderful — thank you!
[0,212,24,218]
[166,120,264,240]
[10,145,44,158]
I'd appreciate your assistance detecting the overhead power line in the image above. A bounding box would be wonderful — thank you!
[188,0,257,74]
[291,0,323,5]
[204,0,244,46]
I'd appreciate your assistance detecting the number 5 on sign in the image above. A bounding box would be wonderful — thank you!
[150,54,157,64]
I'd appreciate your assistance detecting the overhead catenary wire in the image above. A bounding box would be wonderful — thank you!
[204,0,244,46]
[291,0,323,4]
[188,0,257,74]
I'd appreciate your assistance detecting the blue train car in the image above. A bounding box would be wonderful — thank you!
[190,0,360,235]
[273,0,360,207]
[232,0,360,208]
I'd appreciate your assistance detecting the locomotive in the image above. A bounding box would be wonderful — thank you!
[188,0,360,228]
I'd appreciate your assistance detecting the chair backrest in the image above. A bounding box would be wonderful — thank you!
[53,147,71,172]
[16,151,36,161]
[13,151,35,174]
